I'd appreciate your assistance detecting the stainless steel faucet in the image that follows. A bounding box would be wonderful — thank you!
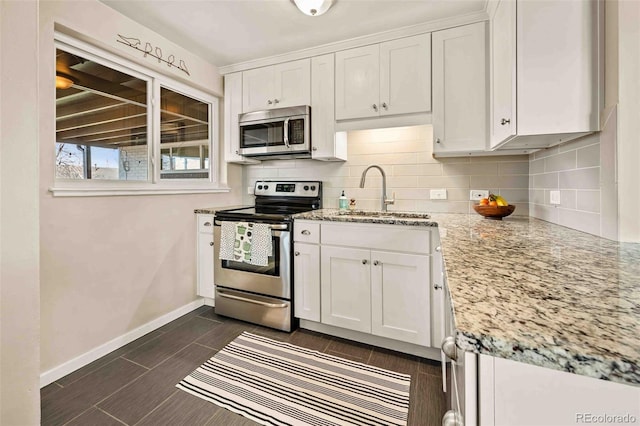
[359,165,395,212]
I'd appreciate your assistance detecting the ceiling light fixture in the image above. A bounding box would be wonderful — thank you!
[55,74,75,90]
[292,0,334,16]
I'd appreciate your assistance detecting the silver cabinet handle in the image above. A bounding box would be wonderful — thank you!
[301,230,311,235]
[362,259,368,265]
[501,118,511,125]
[267,99,273,105]
[294,251,300,256]
[203,222,212,226]
[381,102,388,110]
[373,260,380,266]
[273,98,279,104]
[441,336,458,361]
[434,283,442,290]
[436,138,441,144]
[217,291,287,308]
[312,147,318,151]
[435,246,441,252]
[372,104,378,112]
[209,242,214,246]
[235,150,239,154]
[442,410,463,426]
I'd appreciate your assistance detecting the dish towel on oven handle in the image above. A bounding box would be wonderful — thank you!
[219,222,272,266]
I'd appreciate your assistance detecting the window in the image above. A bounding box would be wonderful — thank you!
[53,35,220,196]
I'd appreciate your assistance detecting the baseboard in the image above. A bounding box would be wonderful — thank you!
[202,297,215,307]
[299,319,442,361]
[40,298,205,388]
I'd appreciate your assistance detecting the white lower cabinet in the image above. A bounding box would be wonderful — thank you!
[196,214,215,299]
[371,251,430,346]
[295,221,434,348]
[320,245,372,333]
[479,355,640,426]
[293,242,320,322]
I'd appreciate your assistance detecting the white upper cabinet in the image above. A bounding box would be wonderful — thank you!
[242,59,311,112]
[432,22,487,155]
[335,34,431,120]
[310,54,347,161]
[489,0,602,149]
[223,73,259,164]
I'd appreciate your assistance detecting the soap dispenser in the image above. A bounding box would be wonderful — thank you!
[339,190,348,210]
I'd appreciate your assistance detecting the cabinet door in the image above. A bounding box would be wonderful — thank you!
[371,251,430,346]
[320,246,371,332]
[272,59,311,109]
[490,0,517,148]
[311,54,347,161]
[432,22,488,154]
[242,66,275,112]
[335,45,380,120]
[379,33,431,116]
[294,243,320,321]
[224,73,259,164]
[197,231,215,299]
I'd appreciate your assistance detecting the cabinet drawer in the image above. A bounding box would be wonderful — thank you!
[321,223,430,253]
[197,214,214,233]
[294,221,320,243]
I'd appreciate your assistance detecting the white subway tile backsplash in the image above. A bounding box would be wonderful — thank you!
[443,163,498,176]
[559,167,600,190]
[545,150,577,172]
[243,125,530,214]
[577,144,600,168]
[529,132,602,236]
[559,189,577,210]
[557,209,600,235]
[576,190,600,213]
[498,162,529,175]
[532,172,559,189]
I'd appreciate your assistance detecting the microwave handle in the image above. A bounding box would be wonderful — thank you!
[283,117,290,149]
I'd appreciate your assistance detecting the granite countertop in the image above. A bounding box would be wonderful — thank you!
[293,208,437,227]
[294,209,640,387]
[194,205,248,214]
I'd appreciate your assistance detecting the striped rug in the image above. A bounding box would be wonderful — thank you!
[176,332,411,426]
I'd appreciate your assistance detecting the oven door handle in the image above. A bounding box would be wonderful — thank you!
[214,220,288,231]
[217,290,288,308]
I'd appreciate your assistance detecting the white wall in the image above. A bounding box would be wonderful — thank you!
[39,0,243,375]
[244,125,530,215]
[1,1,41,423]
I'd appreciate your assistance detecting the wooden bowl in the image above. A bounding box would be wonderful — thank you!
[473,204,516,220]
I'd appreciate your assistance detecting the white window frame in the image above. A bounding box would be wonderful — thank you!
[50,32,226,197]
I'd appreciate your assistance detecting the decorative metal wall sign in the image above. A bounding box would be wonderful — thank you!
[116,34,190,76]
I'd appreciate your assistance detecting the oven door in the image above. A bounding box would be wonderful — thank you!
[238,115,309,157]
[213,222,291,299]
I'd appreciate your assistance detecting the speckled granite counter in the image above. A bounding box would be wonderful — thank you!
[194,205,247,215]
[294,209,640,387]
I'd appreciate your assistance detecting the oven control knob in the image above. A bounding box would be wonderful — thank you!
[257,185,263,190]
[264,185,269,190]
[310,185,316,191]
[304,185,309,191]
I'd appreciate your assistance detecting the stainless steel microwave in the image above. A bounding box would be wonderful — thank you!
[238,105,311,158]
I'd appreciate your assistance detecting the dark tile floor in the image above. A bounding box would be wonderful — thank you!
[41,305,447,426]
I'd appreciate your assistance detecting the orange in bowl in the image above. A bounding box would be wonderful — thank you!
[473,204,516,220]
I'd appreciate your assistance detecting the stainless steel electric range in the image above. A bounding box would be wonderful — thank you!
[213,180,322,331]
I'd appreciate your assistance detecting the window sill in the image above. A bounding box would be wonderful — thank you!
[49,185,231,197]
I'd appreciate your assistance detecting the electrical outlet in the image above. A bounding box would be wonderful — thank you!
[430,189,447,200]
[247,186,255,195]
[550,190,561,205]
[470,189,489,201]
